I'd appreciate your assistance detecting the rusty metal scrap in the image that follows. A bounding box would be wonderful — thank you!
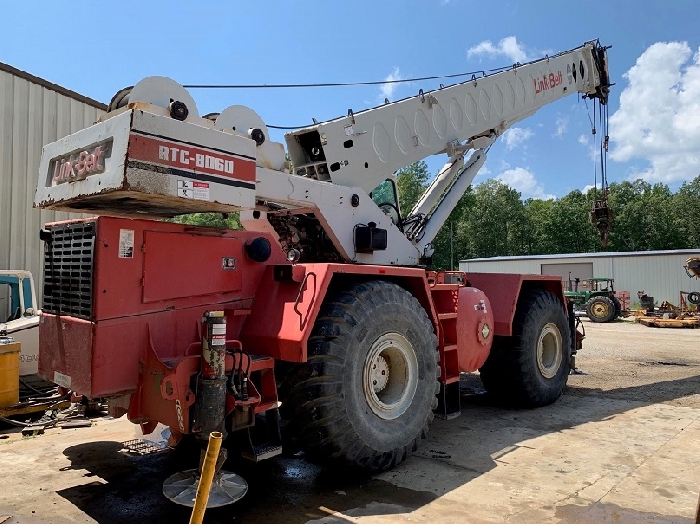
[684,257,700,279]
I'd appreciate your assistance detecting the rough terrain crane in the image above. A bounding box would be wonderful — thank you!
[33,40,610,506]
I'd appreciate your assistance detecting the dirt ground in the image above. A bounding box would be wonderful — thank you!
[1,318,699,523]
[568,317,700,408]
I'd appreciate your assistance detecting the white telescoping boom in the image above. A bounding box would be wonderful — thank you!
[275,39,609,263]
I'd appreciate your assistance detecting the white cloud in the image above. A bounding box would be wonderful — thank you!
[578,134,589,145]
[610,41,700,183]
[502,127,533,150]
[467,36,530,64]
[379,67,403,100]
[554,116,569,138]
[497,167,554,200]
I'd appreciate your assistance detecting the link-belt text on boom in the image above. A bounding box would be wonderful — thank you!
[534,71,564,94]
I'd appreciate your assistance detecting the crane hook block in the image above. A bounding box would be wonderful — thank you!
[590,198,613,247]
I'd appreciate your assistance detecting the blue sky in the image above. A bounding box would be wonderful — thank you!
[2,0,699,199]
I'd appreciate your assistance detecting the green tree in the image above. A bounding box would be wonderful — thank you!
[548,190,600,254]
[606,180,680,251]
[396,161,430,214]
[455,179,525,258]
[673,175,700,248]
[522,198,556,254]
[430,188,475,269]
[172,212,241,229]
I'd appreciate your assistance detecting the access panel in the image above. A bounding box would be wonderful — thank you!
[142,231,243,303]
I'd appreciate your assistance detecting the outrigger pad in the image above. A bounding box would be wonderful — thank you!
[163,469,248,507]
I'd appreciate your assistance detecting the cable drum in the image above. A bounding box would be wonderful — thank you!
[107,77,200,120]
[214,105,269,142]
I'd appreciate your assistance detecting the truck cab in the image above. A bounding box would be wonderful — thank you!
[0,270,40,375]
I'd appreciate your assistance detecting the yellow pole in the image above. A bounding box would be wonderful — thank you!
[189,431,223,524]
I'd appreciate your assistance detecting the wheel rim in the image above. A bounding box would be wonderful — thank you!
[363,333,418,420]
[537,323,563,379]
[590,301,609,318]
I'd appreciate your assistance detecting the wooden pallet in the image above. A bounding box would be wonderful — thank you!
[636,316,700,328]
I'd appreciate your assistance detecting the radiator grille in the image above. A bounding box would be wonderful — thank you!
[43,221,96,320]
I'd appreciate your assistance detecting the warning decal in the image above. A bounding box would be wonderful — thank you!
[177,180,210,200]
[118,229,135,259]
[53,371,72,388]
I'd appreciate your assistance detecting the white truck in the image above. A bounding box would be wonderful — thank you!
[0,271,40,376]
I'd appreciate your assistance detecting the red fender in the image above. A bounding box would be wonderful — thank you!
[239,263,439,363]
[465,273,568,337]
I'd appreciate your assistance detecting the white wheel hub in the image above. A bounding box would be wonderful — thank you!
[363,333,418,420]
[370,355,390,392]
[537,323,563,379]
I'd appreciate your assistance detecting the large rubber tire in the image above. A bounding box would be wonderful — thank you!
[586,296,616,323]
[479,290,571,408]
[280,280,439,472]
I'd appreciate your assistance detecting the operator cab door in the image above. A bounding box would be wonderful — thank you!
[370,178,402,227]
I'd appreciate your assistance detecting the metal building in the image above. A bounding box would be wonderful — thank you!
[460,250,700,307]
[0,62,106,311]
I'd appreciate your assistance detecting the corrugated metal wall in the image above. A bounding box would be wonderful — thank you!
[460,257,611,279]
[460,251,700,305]
[0,65,105,306]
[610,253,700,304]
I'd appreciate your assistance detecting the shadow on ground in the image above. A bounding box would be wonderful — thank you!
[57,440,435,524]
[55,372,700,523]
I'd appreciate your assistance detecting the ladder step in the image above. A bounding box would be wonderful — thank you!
[443,343,458,352]
[438,312,458,320]
[443,375,461,385]
[248,355,275,372]
[242,443,283,462]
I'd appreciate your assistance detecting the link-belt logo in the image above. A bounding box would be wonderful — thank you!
[50,139,113,185]
[158,145,234,174]
[534,71,563,94]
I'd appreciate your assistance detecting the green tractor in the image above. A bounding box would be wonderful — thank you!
[564,277,622,323]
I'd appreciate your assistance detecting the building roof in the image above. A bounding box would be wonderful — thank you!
[0,61,107,111]
[462,249,700,263]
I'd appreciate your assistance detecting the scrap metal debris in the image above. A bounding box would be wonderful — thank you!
[684,257,700,279]
[635,291,700,329]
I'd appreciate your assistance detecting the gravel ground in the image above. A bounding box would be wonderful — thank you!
[566,317,700,408]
